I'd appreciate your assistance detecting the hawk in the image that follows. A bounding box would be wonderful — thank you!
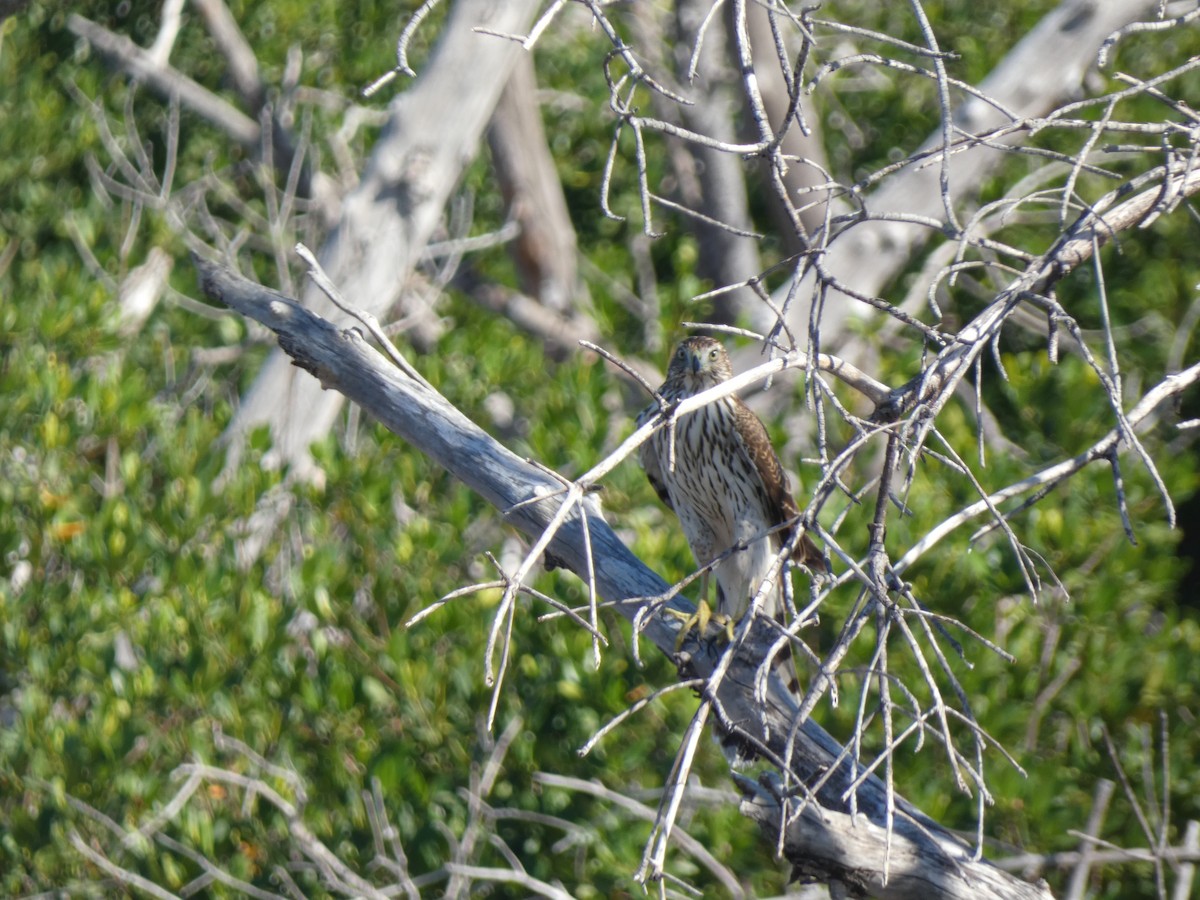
[637,336,825,636]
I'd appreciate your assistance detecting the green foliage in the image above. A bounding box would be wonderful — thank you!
[1,2,1198,898]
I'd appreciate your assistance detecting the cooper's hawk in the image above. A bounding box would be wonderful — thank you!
[637,336,825,636]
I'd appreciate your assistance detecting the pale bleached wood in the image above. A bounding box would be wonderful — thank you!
[67,14,259,146]
[222,0,542,481]
[746,0,1155,351]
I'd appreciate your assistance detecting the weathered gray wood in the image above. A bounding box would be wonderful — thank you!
[222,0,542,480]
[629,1,763,324]
[746,0,835,253]
[488,51,584,314]
[749,0,1155,349]
[67,14,259,146]
[195,254,1054,900]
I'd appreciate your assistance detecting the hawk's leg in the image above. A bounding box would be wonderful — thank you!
[667,574,735,650]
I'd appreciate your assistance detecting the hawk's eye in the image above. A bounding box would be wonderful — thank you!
[709,348,719,360]
[676,348,686,360]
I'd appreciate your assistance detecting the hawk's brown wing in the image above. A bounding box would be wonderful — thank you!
[731,396,823,696]
[731,397,826,572]
[635,402,673,510]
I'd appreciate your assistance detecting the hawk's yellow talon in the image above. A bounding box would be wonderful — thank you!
[666,600,734,651]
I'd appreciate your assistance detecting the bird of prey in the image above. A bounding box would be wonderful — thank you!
[637,336,825,639]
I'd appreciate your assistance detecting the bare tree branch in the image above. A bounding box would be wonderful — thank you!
[222,0,543,484]
[191,0,265,113]
[758,0,1157,346]
[628,0,764,322]
[68,14,260,147]
[59,3,1200,896]
[995,838,1200,875]
[1064,780,1115,900]
[68,831,183,900]
[534,772,745,897]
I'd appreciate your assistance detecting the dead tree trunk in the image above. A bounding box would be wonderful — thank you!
[221,0,542,481]
[488,51,586,314]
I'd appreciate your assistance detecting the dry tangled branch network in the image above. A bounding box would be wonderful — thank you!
[60,0,1200,897]
[508,2,1200,894]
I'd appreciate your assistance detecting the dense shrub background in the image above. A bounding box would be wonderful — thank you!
[1,3,1198,896]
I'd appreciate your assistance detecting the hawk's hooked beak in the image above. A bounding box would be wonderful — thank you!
[689,353,701,375]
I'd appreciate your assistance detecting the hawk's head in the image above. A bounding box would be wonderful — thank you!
[666,336,733,388]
